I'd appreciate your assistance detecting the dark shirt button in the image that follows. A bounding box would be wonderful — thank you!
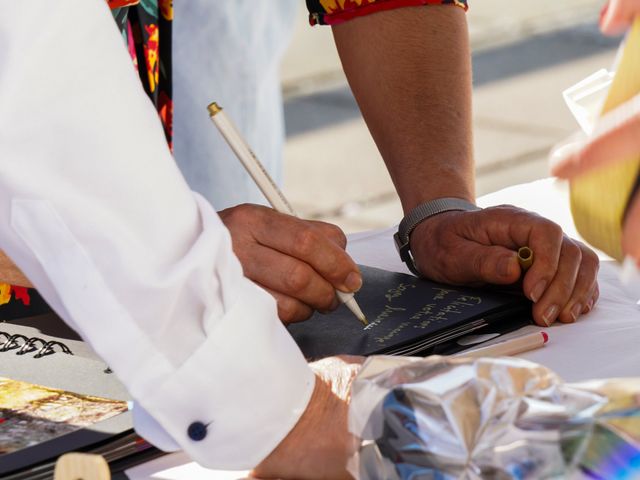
[188,421,208,441]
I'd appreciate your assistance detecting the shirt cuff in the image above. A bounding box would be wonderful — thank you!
[135,279,315,469]
[308,0,468,26]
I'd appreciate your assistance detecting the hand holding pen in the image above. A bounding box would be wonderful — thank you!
[209,103,367,326]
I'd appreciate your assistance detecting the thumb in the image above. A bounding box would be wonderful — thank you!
[452,244,521,285]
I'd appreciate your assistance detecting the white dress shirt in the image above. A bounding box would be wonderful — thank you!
[0,0,314,469]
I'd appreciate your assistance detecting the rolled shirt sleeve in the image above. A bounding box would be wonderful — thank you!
[306,0,468,26]
[0,0,314,469]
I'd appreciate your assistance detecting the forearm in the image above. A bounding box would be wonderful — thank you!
[0,250,32,287]
[332,5,474,212]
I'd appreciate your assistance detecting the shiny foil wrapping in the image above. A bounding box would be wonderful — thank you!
[348,356,640,479]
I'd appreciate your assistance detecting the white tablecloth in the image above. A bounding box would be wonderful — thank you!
[126,178,640,479]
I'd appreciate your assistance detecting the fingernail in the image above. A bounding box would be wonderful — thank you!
[498,255,513,278]
[543,304,559,326]
[345,272,363,292]
[570,303,582,322]
[585,298,595,313]
[530,280,547,303]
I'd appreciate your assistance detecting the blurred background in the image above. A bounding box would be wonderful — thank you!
[279,0,619,233]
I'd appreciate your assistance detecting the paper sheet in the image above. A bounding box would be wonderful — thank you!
[125,451,248,480]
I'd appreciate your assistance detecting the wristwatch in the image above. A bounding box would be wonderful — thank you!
[394,198,481,276]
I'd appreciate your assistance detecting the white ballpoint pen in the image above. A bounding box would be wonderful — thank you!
[208,102,367,326]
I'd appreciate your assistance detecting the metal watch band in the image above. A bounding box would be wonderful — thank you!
[394,198,481,276]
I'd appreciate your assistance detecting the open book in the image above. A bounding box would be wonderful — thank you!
[288,265,533,359]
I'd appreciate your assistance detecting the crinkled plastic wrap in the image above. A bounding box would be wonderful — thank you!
[348,356,640,479]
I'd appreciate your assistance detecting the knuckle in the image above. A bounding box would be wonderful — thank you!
[223,203,256,225]
[575,243,599,279]
[491,204,528,221]
[581,243,600,264]
[293,228,318,258]
[285,262,313,294]
[546,222,564,242]
[325,224,347,248]
[493,204,519,214]
[318,289,337,310]
[563,239,582,263]
[277,297,300,323]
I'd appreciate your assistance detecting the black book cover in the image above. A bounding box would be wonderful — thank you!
[288,265,533,359]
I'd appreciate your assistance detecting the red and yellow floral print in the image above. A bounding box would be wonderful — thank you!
[0,283,10,306]
[0,283,30,307]
[106,0,139,9]
[307,0,468,25]
[108,0,173,147]
[143,24,159,93]
[160,0,173,21]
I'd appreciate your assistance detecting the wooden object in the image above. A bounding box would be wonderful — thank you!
[517,246,533,270]
[53,453,111,480]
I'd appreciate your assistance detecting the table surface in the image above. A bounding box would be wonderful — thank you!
[126,178,640,479]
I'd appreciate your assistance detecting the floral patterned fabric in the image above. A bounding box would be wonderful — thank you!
[0,284,30,307]
[108,0,174,150]
[306,0,468,26]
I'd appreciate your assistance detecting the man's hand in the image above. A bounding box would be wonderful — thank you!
[253,356,363,479]
[410,206,600,326]
[219,204,362,324]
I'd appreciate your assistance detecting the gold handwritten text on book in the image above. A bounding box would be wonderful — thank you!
[365,285,483,345]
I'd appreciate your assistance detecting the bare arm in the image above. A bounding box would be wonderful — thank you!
[332,6,600,327]
[332,6,473,212]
